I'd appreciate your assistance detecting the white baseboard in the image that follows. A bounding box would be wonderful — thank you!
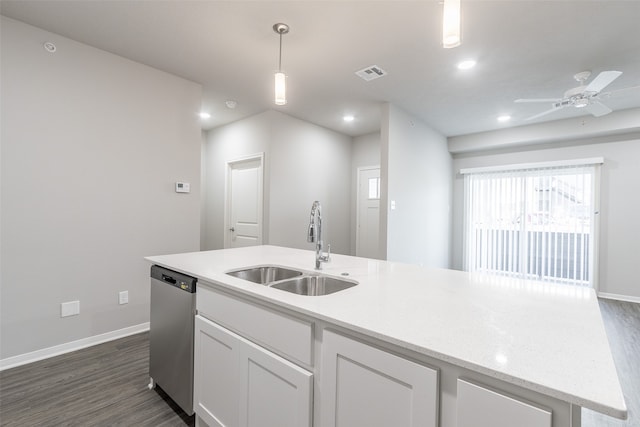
[0,322,150,372]
[597,292,640,304]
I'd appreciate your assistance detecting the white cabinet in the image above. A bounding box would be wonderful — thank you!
[320,330,438,427]
[457,378,552,427]
[194,315,313,427]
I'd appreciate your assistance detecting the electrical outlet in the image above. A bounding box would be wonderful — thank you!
[61,301,80,317]
[119,291,129,305]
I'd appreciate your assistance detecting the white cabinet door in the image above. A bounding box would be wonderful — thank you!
[194,315,313,427]
[239,338,313,427]
[321,330,438,427]
[457,379,552,427]
[194,315,240,427]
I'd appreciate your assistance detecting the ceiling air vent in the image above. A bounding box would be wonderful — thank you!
[355,65,387,81]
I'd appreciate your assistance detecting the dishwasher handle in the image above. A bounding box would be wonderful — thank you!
[162,274,177,284]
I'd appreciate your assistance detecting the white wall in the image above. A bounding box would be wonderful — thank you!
[451,134,640,300]
[381,104,452,268]
[201,110,352,255]
[350,132,381,255]
[0,18,202,359]
[268,112,352,254]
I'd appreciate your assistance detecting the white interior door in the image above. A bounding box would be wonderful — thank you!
[225,154,263,248]
[356,166,381,258]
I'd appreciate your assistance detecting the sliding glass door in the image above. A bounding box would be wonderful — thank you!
[463,162,600,288]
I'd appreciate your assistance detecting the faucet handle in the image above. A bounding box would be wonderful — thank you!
[325,244,331,262]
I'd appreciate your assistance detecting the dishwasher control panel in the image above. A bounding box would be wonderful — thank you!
[151,265,196,293]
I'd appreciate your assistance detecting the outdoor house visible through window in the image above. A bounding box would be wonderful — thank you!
[461,158,602,288]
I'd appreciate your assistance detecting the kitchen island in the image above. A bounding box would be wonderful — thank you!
[146,245,626,427]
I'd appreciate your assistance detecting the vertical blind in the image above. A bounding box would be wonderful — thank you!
[463,161,600,288]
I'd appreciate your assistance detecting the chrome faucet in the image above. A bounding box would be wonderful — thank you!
[307,200,330,269]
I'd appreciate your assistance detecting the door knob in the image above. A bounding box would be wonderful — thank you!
[229,227,235,232]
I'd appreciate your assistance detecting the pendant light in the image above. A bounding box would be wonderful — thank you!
[442,0,461,48]
[273,23,289,105]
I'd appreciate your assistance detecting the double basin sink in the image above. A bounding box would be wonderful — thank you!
[225,265,357,296]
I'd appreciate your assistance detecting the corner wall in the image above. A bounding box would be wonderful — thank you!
[201,111,272,251]
[0,18,202,359]
[201,110,352,255]
[382,104,452,268]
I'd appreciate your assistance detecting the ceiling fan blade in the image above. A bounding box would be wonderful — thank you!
[515,98,561,103]
[585,71,622,93]
[605,85,640,98]
[585,101,612,117]
[525,105,563,121]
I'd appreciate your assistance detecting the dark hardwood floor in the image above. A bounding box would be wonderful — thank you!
[0,298,637,426]
[0,332,193,426]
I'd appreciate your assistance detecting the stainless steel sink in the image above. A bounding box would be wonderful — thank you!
[226,266,303,284]
[270,275,357,296]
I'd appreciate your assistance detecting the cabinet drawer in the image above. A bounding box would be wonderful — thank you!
[457,378,552,427]
[197,284,313,366]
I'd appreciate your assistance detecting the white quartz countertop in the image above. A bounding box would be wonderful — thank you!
[146,245,627,419]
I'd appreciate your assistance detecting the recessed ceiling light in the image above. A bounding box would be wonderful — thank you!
[199,112,211,119]
[343,115,355,122]
[497,115,511,122]
[457,60,476,70]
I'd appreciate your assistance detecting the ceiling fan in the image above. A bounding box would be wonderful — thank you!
[515,70,622,121]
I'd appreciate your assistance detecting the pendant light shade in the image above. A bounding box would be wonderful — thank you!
[442,0,461,48]
[273,23,289,105]
[274,72,286,105]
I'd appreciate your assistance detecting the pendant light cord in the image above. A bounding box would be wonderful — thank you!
[278,32,283,72]
[273,23,289,72]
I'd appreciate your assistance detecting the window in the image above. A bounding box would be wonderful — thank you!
[462,159,602,288]
[368,177,380,200]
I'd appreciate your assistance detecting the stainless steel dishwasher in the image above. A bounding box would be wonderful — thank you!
[148,265,196,416]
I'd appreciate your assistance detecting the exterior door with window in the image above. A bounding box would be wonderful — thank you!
[357,166,381,259]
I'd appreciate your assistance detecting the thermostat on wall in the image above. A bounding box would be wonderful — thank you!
[175,182,190,193]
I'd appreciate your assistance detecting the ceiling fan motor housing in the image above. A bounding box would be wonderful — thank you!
[573,71,592,84]
[561,85,597,108]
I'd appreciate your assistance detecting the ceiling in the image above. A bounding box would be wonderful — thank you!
[2,1,639,138]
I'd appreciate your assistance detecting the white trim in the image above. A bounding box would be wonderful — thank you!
[0,322,149,371]
[591,164,602,292]
[597,292,640,304]
[460,157,604,175]
[462,173,471,272]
